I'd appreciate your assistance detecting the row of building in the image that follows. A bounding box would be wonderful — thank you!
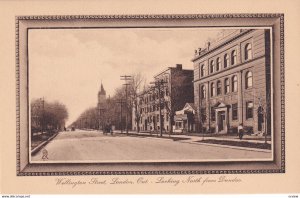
[133,29,271,135]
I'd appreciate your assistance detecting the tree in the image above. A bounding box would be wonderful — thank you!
[31,98,69,135]
[128,72,147,133]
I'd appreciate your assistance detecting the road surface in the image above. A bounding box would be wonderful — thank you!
[31,130,271,162]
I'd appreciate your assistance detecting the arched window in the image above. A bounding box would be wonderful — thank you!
[224,78,230,94]
[216,57,221,71]
[200,64,206,77]
[201,85,206,99]
[245,71,253,88]
[224,54,229,68]
[211,82,216,97]
[210,60,215,74]
[245,43,252,60]
[217,81,222,95]
[231,50,237,65]
[232,75,238,92]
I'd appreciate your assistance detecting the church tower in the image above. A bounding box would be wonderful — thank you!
[98,82,106,108]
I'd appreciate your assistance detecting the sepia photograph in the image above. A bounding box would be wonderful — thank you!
[28,27,273,163]
[15,14,285,175]
[2,0,300,196]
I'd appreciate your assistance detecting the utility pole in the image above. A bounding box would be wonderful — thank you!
[150,79,167,137]
[40,97,45,134]
[120,75,132,135]
[116,99,125,133]
[264,92,270,145]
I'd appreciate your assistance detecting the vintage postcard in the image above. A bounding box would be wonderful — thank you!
[1,0,300,195]
[16,14,283,175]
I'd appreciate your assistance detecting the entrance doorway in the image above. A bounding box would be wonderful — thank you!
[145,119,147,131]
[218,111,225,131]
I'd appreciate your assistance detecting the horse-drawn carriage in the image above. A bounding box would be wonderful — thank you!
[103,123,113,135]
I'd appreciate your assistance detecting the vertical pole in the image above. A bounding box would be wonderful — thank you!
[41,97,45,134]
[120,100,123,133]
[264,96,268,144]
[125,85,128,135]
[158,81,163,137]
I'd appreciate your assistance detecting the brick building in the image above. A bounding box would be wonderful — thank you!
[132,64,194,133]
[192,29,271,134]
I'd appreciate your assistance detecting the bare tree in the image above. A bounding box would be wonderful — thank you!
[31,98,69,135]
[129,72,147,133]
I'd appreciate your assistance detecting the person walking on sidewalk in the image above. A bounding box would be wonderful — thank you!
[238,124,244,140]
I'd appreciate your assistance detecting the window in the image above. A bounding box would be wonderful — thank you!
[210,60,215,73]
[245,71,253,89]
[165,88,169,96]
[200,85,206,99]
[211,107,215,121]
[216,57,221,71]
[200,64,206,77]
[224,78,230,94]
[211,82,216,97]
[245,43,252,60]
[232,75,238,92]
[217,81,222,95]
[246,101,254,119]
[231,50,237,65]
[224,54,229,68]
[232,103,238,120]
[200,108,206,122]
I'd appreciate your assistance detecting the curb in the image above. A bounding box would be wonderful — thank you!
[31,132,58,155]
[186,141,272,153]
[118,131,271,153]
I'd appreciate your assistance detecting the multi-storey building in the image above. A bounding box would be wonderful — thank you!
[132,64,194,133]
[192,29,271,134]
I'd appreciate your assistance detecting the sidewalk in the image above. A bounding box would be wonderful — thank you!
[118,130,270,143]
[113,130,271,151]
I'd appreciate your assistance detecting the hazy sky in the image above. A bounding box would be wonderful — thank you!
[29,28,226,125]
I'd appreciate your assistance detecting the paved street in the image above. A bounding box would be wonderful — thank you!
[31,130,271,162]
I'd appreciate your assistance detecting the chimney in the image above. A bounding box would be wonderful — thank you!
[198,48,202,55]
[176,64,182,70]
[207,42,211,50]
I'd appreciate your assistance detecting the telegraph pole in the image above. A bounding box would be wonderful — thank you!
[150,79,167,137]
[40,97,45,134]
[116,99,125,133]
[120,75,132,135]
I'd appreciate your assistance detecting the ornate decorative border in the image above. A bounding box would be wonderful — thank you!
[280,14,285,172]
[16,13,283,20]
[16,16,21,174]
[16,14,285,176]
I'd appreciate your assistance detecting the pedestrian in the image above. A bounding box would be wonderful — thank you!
[109,123,113,135]
[238,124,244,140]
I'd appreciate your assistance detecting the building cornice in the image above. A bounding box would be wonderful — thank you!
[191,29,254,63]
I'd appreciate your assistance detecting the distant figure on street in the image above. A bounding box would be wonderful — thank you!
[109,123,113,135]
[238,124,244,140]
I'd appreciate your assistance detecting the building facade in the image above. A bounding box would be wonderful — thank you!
[174,103,196,133]
[192,29,271,134]
[132,64,194,133]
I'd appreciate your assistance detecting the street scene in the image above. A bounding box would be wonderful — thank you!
[29,28,272,162]
[31,130,270,162]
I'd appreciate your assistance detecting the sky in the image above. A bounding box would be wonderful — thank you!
[28,27,228,126]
